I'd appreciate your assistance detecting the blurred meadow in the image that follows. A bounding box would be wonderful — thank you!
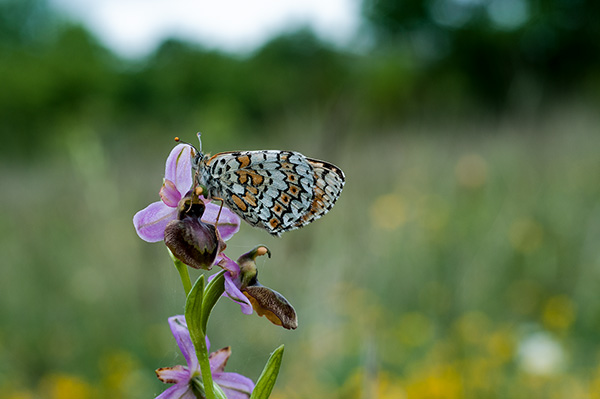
[2,0,600,398]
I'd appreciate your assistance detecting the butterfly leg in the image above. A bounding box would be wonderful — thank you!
[213,196,225,225]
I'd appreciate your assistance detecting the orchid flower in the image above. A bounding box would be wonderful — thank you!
[156,315,254,399]
[133,144,240,243]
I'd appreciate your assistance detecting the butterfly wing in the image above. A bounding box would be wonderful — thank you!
[205,150,316,235]
[292,158,345,229]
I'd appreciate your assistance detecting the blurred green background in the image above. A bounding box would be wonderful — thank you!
[2,0,600,398]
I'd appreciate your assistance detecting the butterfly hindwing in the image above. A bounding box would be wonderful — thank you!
[292,158,345,229]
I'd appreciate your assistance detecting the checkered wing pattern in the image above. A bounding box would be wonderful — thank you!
[200,150,344,235]
[291,158,345,229]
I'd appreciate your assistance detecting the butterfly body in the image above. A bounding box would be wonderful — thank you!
[191,139,345,236]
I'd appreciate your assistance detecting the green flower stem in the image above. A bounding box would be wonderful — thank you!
[196,330,216,399]
[186,276,216,399]
[169,249,192,297]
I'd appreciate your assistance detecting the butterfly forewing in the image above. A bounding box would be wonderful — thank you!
[203,150,318,235]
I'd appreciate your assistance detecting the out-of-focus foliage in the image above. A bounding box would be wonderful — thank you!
[2,0,600,398]
[3,0,600,159]
[363,0,600,108]
[2,112,600,398]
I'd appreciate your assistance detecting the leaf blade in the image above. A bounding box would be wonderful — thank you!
[250,345,285,399]
[201,270,226,332]
[185,275,205,344]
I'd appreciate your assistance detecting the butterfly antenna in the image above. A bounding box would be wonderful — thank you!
[174,136,199,153]
[196,132,203,153]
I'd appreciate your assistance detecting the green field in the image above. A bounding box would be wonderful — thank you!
[2,107,599,398]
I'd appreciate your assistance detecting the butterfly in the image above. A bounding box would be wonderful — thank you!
[186,133,345,236]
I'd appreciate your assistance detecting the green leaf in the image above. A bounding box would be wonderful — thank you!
[201,269,226,333]
[213,381,228,399]
[185,275,205,339]
[250,345,285,399]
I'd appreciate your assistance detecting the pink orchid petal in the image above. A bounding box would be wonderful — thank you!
[160,179,181,207]
[216,254,240,277]
[165,144,193,195]
[202,203,240,241]
[213,372,255,399]
[209,347,231,373]
[155,383,195,399]
[224,273,253,315]
[168,316,199,373]
[156,365,189,384]
[133,202,178,242]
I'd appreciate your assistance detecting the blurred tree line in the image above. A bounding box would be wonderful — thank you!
[1,0,599,158]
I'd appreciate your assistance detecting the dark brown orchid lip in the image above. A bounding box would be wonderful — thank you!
[164,191,225,270]
[244,284,298,330]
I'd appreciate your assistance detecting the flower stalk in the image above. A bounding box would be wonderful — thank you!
[170,250,193,297]
[195,327,217,399]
